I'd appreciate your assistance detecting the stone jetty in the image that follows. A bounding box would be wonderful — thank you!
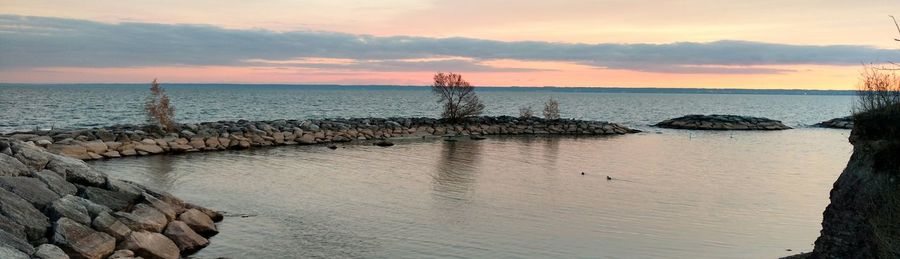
[0,138,222,259]
[815,116,853,129]
[654,114,791,130]
[1,116,639,161]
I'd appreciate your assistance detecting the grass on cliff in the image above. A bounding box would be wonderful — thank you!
[871,185,900,258]
[853,65,900,141]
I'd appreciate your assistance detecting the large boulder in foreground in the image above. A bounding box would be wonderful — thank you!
[655,114,791,130]
[808,107,900,258]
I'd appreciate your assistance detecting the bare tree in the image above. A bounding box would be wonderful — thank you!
[519,106,534,118]
[543,98,560,120]
[431,72,485,121]
[856,65,900,115]
[144,79,176,132]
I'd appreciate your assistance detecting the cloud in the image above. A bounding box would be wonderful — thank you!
[1,15,899,74]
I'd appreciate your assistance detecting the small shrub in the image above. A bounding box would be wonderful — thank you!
[431,72,485,121]
[519,106,534,118]
[144,79,176,132]
[852,65,900,141]
[543,98,560,120]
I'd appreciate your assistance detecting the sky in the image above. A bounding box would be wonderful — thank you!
[2,0,900,89]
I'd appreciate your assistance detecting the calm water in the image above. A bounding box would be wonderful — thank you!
[2,84,855,258]
[0,84,853,133]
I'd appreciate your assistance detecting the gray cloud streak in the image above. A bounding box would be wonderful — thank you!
[1,15,898,74]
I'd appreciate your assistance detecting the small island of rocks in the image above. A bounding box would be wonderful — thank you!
[814,116,853,129]
[654,114,791,130]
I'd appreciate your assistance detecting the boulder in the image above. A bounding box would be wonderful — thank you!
[177,209,218,237]
[46,155,107,187]
[0,245,30,259]
[34,244,69,259]
[8,141,52,170]
[0,187,50,242]
[106,180,143,198]
[143,193,176,221]
[298,134,316,144]
[0,154,30,177]
[118,231,180,259]
[0,176,61,210]
[47,144,91,160]
[91,212,131,241]
[163,221,208,253]
[81,186,139,211]
[62,195,110,219]
[184,203,223,222]
[51,218,115,259]
[0,214,27,242]
[78,141,107,154]
[114,204,168,232]
[134,144,163,154]
[0,227,33,255]
[47,195,92,225]
[35,170,78,196]
[100,151,121,158]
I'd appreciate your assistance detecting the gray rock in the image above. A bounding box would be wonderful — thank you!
[163,221,208,253]
[51,218,115,259]
[92,212,131,241]
[46,154,107,187]
[137,184,185,214]
[61,195,110,219]
[114,204,168,232]
[0,227,33,255]
[0,176,61,210]
[118,231,180,259]
[106,180,143,197]
[0,214,27,242]
[35,170,78,196]
[177,209,218,237]
[47,195,92,225]
[8,141,52,170]
[0,188,50,241]
[34,244,69,259]
[0,245,30,259]
[81,186,139,211]
[0,154,30,177]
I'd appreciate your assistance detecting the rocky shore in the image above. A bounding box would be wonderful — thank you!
[814,116,853,129]
[1,116,639,161]
[0,138,222,259]
[654,114,791,130]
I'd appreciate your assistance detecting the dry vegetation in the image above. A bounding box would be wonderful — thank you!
[144,79,176,132]
[519,106,534,118]
[431,72,485,121]
[543,98,560,120]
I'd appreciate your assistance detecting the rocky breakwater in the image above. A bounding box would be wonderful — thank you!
[806,105,900,258]
[654,114,791,130]
[815,116,853,129]
[2,116,639,161]
[0,138,222,259]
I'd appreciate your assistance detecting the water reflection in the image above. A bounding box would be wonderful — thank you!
[431,140,483,197]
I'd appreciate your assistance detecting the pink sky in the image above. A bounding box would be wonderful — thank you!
[2,0,900,89]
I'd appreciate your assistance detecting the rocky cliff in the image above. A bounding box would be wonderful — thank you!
[808,108,900,258]
[0,138,222,259]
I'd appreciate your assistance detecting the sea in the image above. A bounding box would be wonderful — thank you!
[0,84,857,258]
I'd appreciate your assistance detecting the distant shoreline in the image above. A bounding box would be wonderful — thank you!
[0,83,857,96]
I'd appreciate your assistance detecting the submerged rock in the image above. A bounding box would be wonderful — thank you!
[655,114,791,130]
